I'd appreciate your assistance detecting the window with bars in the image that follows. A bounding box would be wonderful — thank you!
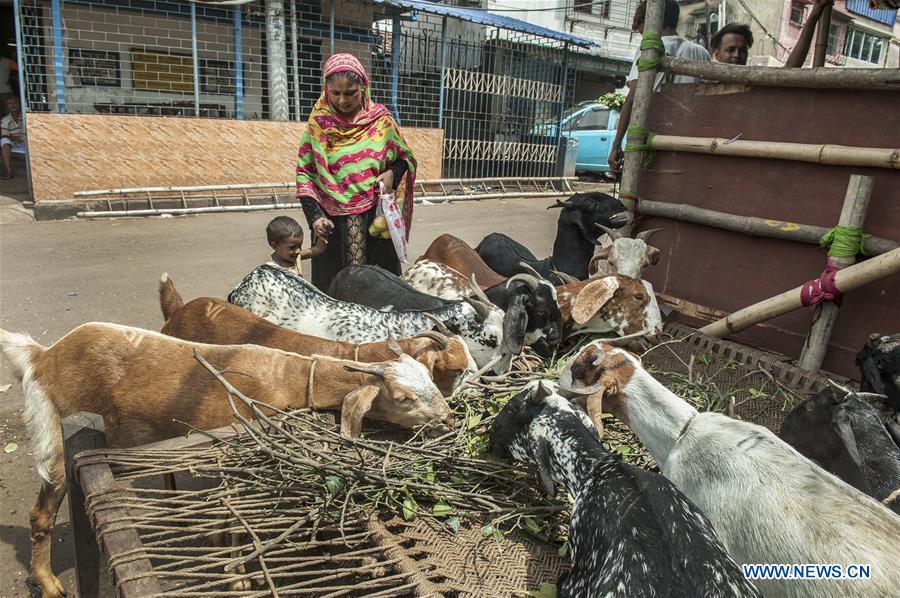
[843,27,884,64]
[575,1,611,19]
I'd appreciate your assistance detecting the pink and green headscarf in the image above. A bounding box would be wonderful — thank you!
[296,53,417,239]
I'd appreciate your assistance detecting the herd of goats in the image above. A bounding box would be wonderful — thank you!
[2,191,900,597]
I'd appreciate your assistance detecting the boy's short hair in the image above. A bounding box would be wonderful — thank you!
[266,216,303,244]
[710,23,754,50]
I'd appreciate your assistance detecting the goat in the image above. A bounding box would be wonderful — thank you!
[588,226,662,279]
[555,275,662,343]
[490,380,761,598]
[417,235,563,358]
[327,264,527,355]
[421,233,507,290]
[401,259,474,302]
[0,323,453,598]
[476,192,628,283]
[159,273,476,396]
[856,332,900,414]
[227,264,511,372]
[781,384,900,514]
[560,341,900,598]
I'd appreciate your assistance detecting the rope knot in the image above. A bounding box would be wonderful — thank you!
[801,259,844,307]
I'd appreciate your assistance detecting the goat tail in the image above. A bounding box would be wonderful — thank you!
[159,272,185,322]
[0,330,63,483]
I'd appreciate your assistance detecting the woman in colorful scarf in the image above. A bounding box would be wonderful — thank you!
[297,53,417,291]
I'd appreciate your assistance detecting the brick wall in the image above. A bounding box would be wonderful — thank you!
[25,114,443,201]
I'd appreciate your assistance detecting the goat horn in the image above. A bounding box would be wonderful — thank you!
[826,379,854,401]
[424,314,451,335]
[518,262,545,280]
[465,297,493,322]
[595,223,624,241]
[605,328,654,347]
[854,391,889,401]
[386,331,405,358]
[413,330,448,349]
[469,273,492,305]
[343,363,386,378]
[636,228,663,242]
[507,273,539,292]
[546,198,570,210]
[552,269,579,285]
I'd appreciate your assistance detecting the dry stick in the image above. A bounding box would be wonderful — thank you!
[619,0,665,236]
[797,175,874,371]
[221,497,281,596]
[648,135,900,170]
[639,198,898,256]
[661,56,900,90]
[700,245,900,338]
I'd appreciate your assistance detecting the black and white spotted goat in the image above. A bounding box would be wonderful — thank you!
[228,265,510,371]
[490,380,761,598]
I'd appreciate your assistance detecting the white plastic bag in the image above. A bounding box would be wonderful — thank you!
[376,182,408,263]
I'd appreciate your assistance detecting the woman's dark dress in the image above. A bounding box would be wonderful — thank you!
[300,160,408,292]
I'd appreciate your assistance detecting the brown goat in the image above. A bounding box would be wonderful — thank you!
[421,234,507,290]
[0,323,452,598]
[159,274,475,396]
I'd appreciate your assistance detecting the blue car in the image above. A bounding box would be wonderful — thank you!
[540,101,621,175]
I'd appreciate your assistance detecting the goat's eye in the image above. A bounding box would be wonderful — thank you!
[634,293,645,301]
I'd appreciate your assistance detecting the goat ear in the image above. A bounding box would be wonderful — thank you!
[859,357,885,394]
[340,385,380,438]
[571,278,619,325]
[503,294,528,355]
[585,388,607,439]
[832,414,863,468]
[533,437,557,498]
[647,247,661,265]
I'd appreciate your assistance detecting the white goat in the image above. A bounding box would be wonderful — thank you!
[589,227,661,279]
[0,322,453,598]
[561,341,900,598]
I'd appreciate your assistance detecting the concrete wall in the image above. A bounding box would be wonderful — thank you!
[25,114,443,202]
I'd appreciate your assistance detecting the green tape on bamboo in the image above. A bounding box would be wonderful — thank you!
[819,225,870,258]
[637,32,666,72]
[624,125,657,168]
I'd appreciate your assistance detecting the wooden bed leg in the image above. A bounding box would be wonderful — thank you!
[63,412,107,598]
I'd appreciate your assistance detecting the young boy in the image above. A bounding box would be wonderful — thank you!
[266,215,328,275]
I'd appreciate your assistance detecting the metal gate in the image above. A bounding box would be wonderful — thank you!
[441,34,571,179]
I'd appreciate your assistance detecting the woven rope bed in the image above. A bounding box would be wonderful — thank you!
[72,323,840,597]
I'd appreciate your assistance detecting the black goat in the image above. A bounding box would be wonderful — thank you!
[476,192,627,283]
[857,333,900,414]
[490,381,761,598]
[328,264,527,355]
[781,384,900,513]
[484,267,562,359]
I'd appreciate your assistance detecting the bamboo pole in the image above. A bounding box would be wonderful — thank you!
[700,245,900,339]
[661,56,900,90]
[812,2,833,68]
[649,135,900,170]
[797,175,874,371]
[638,198,898,256]
[619,0,665,236]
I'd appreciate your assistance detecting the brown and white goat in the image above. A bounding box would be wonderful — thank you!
[159,273,475,395]
[0,323,452,598]
[588,227,662,279]
[555,275,662,343]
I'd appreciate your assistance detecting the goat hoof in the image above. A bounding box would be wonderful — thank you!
[32,573,66,598]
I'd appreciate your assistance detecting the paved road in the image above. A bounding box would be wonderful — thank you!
[0,197,561,596]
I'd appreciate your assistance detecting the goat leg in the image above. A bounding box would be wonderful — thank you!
[29,479,68,598]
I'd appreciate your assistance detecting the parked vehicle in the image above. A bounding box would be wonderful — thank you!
[538,101,620,175]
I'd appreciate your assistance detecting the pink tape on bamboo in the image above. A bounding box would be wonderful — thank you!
[800,259,844,307]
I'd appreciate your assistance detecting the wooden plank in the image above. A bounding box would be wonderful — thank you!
[63,412,108,598]
[78,462,163,597]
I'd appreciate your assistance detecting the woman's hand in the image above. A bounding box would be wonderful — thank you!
[375,170,395,193]
[312,217,334,238]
